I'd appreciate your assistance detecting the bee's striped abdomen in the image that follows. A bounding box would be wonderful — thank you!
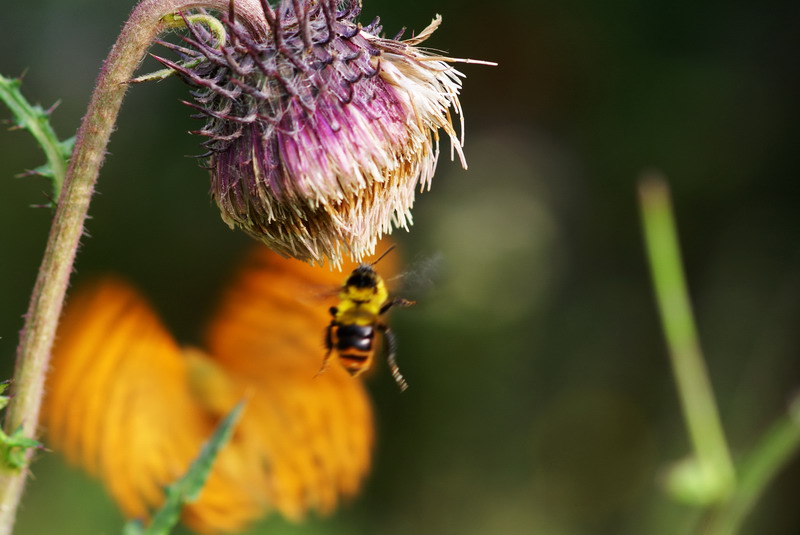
[334,324,375,376]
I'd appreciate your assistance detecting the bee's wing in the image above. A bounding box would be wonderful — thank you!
[295,281,344,308]
[384,250,443,299]
[202,246,376,520]
[42,279,256,525]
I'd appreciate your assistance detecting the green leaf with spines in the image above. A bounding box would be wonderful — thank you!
[0,427,42,470]
[121,401,245,535]
[0,73,73,204]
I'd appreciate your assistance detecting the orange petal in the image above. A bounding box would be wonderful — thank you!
[43,279,214,520]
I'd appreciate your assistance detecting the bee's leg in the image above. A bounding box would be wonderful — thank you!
[379,297,415,315]
[316,321,335,378]
[379,324,409,391]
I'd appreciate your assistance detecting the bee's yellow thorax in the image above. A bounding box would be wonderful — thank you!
[335,278,388,325]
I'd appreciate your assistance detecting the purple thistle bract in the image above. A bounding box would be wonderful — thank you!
[162,0,468,264]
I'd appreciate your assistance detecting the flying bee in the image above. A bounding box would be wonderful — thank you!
[318,246,415,391]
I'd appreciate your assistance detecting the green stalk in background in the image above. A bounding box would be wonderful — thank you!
[638,173,736,504]
[639,173,800,534]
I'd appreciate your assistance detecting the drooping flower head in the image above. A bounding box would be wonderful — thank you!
[159,0,480,264]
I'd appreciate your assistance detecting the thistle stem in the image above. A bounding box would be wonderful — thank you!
[0,0,264,533]
[638,173,736,501]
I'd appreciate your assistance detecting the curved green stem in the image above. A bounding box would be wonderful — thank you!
[0,1,265,533]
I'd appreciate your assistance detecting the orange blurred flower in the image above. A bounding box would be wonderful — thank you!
[43,245,398,533]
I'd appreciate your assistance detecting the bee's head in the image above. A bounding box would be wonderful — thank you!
[346,265,379,289]
[343,245,395,292]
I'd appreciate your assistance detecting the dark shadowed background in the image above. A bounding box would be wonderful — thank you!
[2,1,800,534]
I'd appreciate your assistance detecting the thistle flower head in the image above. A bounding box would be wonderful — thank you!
[161,0,474,264]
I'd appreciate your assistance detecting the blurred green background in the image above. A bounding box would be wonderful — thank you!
[2,0,800,534]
